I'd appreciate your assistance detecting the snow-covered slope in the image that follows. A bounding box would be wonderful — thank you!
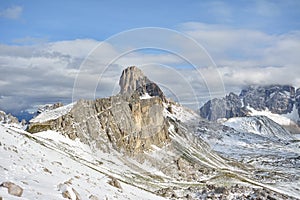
[247,106,299,127]
[197,116,300,199]
[30,102,76,123]
[1,110,248,199]
[224,115,295,141]
[163,102,199,123]
[0,124,165,200]
[2,102,299,199]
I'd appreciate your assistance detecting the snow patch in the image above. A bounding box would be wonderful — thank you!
[30,102,76,123]
[164,102,199,123]
[140,92,152,99]
[282,104,299,123]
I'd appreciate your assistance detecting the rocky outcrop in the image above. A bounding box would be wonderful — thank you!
[108,176,122,190]
[28,66,170,154]
[0,181,23,197]
[0,111,19,124]
[200,92,247,121]
[200,85,299,121]
[58,181,81,200]
[296,88,300,124]
[240,85,295,114]
[37,102,63,114]
[119,66,166,102]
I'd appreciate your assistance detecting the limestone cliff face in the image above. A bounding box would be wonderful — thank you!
[28,66,170,154]
[296,88,300,123]
[200,92,247,121]
[240,85,295,114]
[119,66,166,102]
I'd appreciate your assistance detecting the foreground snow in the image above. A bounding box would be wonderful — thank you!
[0,124,165,200]
[1,103,299,199]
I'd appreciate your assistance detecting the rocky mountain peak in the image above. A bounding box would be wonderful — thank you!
[200,92,246,121]
[200,84,299,123]
[0,110,19,124]
[28,66,171,154]
[240,84,295,114]
[119,66,166,101]
[119,66,146,95]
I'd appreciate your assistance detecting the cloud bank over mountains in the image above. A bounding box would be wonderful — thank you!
[1,23,300,114]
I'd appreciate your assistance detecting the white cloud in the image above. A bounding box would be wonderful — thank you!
[0,39,99,113]
[0,6,22,19]
[180,23,274,60]
[180,22,300,67]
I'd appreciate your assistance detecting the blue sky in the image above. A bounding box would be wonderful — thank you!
[1,1,300,116]
[1,0,300,44]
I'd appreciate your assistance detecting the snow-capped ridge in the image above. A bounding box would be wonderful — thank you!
[200,84,300,125]
[0,110,19,124]
[163,102,200,123]
[224,115,295,141]
[30,102,76,123]
[247,106,298,127]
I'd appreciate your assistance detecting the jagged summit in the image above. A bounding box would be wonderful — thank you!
[0,110,19,124]
[119,66,166,101]
[28,66,171,154]
[119,66,146,95]
[200,84,300,130]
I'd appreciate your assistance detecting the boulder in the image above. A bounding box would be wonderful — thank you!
[108,176,122,190]
[0,181,23,197]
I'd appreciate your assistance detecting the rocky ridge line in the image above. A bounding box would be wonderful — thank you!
[28,66,170,154]
[200,85,300,125]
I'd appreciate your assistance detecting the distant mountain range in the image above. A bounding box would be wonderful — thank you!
[200,85,300,129]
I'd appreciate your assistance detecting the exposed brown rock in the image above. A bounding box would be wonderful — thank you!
[108,176,122,190]
[0,181,23,197]
[58,182,81,200]
[176,158,185,171]
[89,194,99,200]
